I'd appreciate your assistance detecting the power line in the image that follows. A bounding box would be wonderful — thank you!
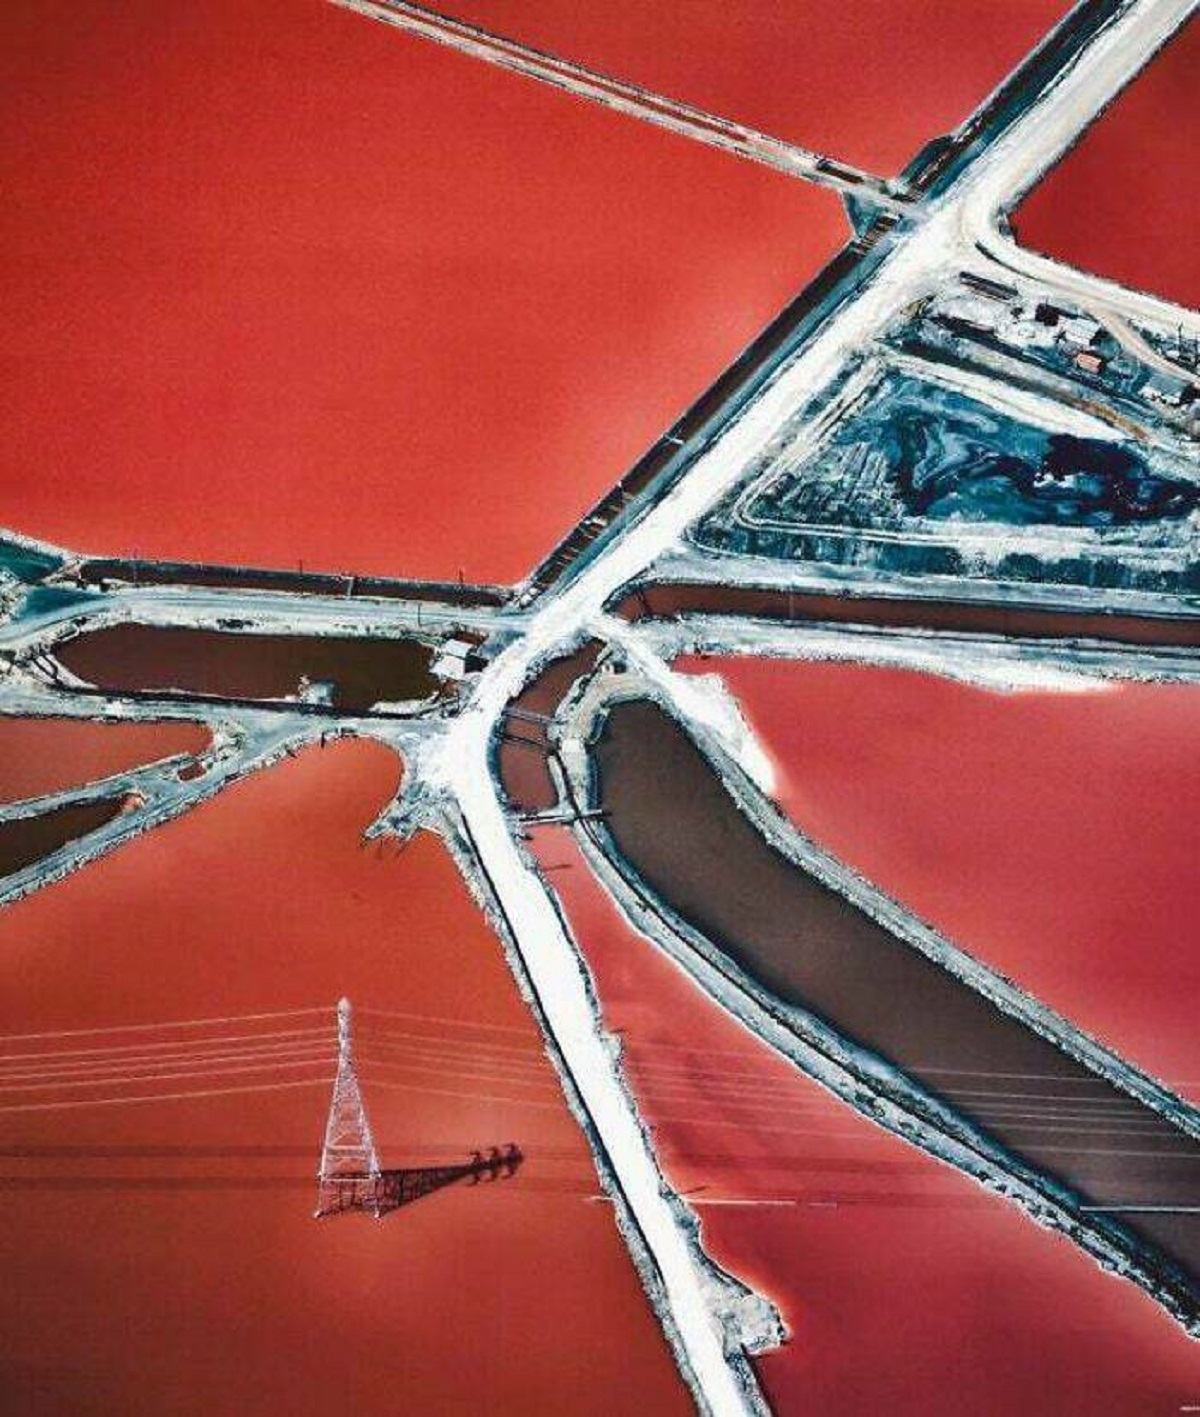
[362,1076,565,1112]
[0,1006,332,1045]
[0,1076,331,1114]
[0,1025,331,1065]
[357,1004,535,1037]
[0,1054,333,1093]
[0,1036,333,1081]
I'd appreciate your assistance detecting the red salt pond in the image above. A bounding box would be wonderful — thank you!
[0,716,209,803]
[675,656,1200,1104]
[0,738,689,1417]
[0,0,845,586]
[529,823,1200,1415]
[454,0,1071,177]
[1013,17,1198,309]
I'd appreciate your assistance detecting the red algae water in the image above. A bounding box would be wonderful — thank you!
[1013,17,1198,308]
[529,823,1200,1416]
[675,656,1200,1103]
[1,0,1071,585]
[0,739,689,1417]
[0,0,845,585]
[0,717,209,804]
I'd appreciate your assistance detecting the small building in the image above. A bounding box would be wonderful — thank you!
[432,637,487,681]
[1073,349,1106,375]
[297,675,337,705]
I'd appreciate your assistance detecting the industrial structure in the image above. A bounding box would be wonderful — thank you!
[314,998,522,1219]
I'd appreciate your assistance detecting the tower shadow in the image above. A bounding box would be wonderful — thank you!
[316,1144,524,1219]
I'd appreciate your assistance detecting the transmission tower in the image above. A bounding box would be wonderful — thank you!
[314,998,526,1219]
[314,997,383,1218]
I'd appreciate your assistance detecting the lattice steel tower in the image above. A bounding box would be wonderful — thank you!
[314,997,525,1219]
[314,997,382,1217]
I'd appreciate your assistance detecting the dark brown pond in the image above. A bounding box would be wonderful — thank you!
[592,700,1200,1299]
[0,798,125,878]
[56,626,437,714]
[614,583,1200,649]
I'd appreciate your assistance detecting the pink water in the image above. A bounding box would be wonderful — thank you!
[1014,17,1198,309]
[0,0,844,584]
[0,717,209,804]
[0,739,690,1417]
[676,656,1200,1102]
